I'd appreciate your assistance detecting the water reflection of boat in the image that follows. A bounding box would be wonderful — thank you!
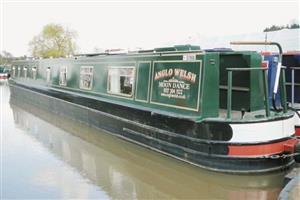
[10,95,287,199]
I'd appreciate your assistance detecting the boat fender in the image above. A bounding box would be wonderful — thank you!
[294,142,300,163]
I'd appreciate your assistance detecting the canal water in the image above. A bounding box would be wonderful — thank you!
[1,83,288,199]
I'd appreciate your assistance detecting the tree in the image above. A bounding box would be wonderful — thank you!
[29,23,77,58]
[263,22,300,32]
[263,25,284,32]
[0,51,14,65]
[290,23,300,29]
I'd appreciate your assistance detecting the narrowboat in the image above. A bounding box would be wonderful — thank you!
[283,51,300,137]
[0,65,9,82]
[8,44,300,173]
[261,50,300,136]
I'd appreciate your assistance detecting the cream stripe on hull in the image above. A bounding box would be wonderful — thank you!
[296,111,300,126]
[229,115,296,143]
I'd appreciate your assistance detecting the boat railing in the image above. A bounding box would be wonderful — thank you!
[230,41,287,112]
[226,67,270,119]
[288,67,300,107]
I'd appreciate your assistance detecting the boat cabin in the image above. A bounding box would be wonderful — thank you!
[11,45,268,121]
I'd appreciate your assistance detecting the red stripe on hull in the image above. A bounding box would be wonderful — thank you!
[228,139,298,156]
[296,127,300,136]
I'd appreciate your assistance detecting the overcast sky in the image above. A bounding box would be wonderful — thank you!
[0,0,299,56]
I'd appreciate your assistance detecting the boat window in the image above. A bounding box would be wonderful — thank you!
[12,66,16,78]
[59,66,67,86]
[46,67,51,83]
[32,67,37,80]
[80,66,93,90]
[107,67,135,96]
[23,67,28,78]
[17,67,21,77]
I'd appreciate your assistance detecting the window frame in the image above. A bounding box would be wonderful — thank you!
[79,66,94,90]
[32,67,37,80]
[107,66,135,97]
[12,66,16,78]
[46,67,51,83]
[17,67,21,77]
[23,66,28,78]
[59,66,67,86]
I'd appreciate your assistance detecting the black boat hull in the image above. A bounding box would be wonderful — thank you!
[9,83,295,174]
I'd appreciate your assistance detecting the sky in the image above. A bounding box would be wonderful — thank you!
[0,0,299,56]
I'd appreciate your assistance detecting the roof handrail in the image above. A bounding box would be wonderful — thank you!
[230,41,287,113]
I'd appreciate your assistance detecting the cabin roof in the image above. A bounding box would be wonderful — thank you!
[74,44,203,58]
[11,44,259,64]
